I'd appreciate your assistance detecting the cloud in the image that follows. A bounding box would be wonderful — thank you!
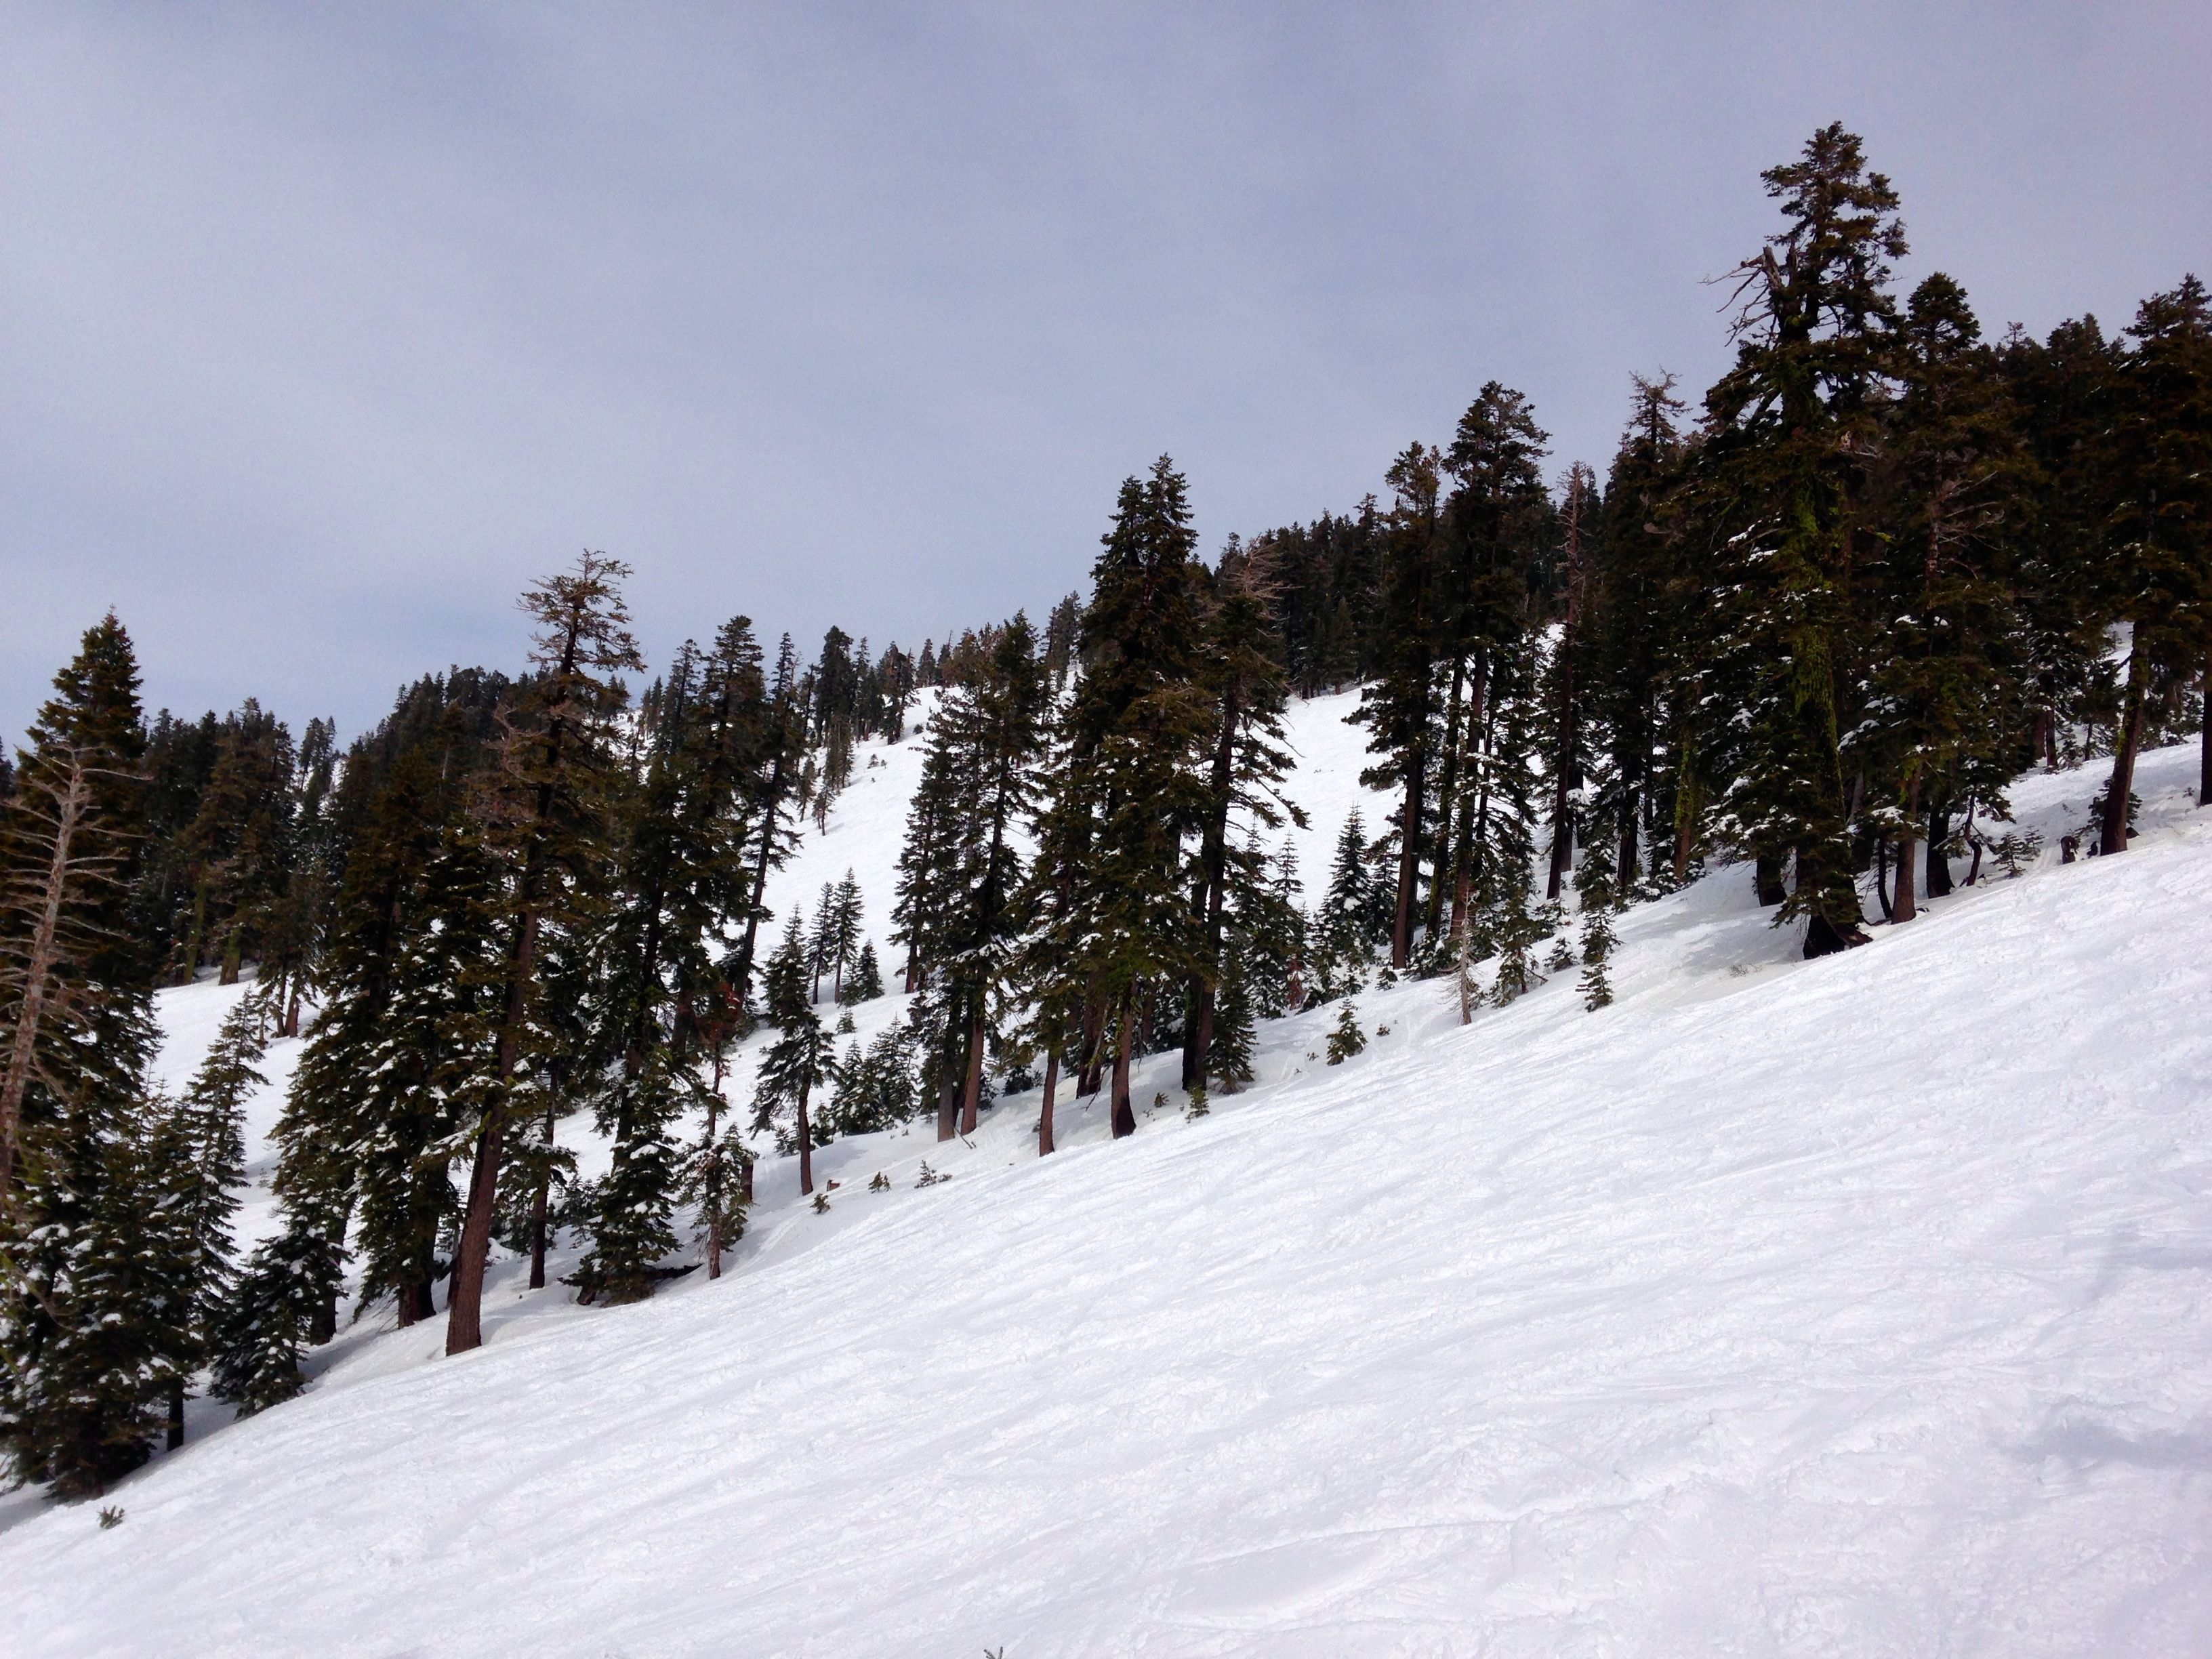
[4,2,2206,737]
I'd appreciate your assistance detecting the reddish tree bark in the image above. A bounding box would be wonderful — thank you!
[1037,1050,1059,1157]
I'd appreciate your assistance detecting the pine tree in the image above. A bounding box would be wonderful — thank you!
[1311,808,1375,996]
[1033,459,1214,1137]
[1863,273,2029,921]
[827,870,863,1002]
[726,633,803,1015]
[0,615,174,1497]
[1182,550,1306,1089]
[1543,463,1597,900]
[750,954,834,1196]
[447,553,642,1355]
[890,716,964,994]
[1574,843,1618,1011]
[842,939,884,1004]
[1351,445,1445,968]
[1589,373,1693,892]
[1324,1002,1365,1065]
[1208,947,1258,1092]
[1696,124,1904,955]
[208,1216,343,1418]
[940,615,1050,1137]
[2097,275,2212,851]
[155,998,263,1445]
[806,882,837,1005]
[1433,384,1551,944]
[581,621,758,1305]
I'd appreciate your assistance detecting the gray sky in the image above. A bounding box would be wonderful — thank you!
[5,3,2207,742]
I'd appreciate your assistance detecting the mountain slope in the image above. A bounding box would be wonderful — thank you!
[3,716,2210,1656]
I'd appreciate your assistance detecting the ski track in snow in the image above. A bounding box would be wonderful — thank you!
[2,694,2209,1656]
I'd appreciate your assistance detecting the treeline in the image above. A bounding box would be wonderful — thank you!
[0,584,956,1494]
[1,123,2205,1500]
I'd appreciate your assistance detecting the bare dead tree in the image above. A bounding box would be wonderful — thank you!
[0,745,131,1209]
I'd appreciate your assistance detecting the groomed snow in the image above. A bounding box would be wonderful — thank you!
[3,698,2209,1656]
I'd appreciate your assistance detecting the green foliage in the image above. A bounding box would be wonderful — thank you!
[1324,1002,1366,1065]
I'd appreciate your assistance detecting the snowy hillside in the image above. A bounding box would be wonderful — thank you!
[3,697,2210,1655]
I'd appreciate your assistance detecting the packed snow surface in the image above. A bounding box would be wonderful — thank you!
[3,695,2209,1656]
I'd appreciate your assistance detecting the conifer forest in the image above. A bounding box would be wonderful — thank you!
[3,114,2210,1654]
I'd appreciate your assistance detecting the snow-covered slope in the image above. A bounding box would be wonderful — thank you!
[4,701,2210,1656]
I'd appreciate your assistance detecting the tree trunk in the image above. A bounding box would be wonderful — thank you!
[1926,803,1954,896]
[1446,665,1491,938]
[1618,790,1641,895]
[1109,990,1136,1139]
[1391,764,1422,970]
[733,754,790,1004]
[2103,630,2150,855]
[1893,775,1921,924]
[1425,658,1467,938]
[2201,643,2212,806]
[959,1011,985,1136]
[178,878,207,987]
[935,1071,958,1142]
[527,1105,554,1291]
[796,1080,815,1197]
[1671,734,1700,884]
[0,760,88,1206]
[1754,853,1786,907]
[309,1281,337,1347]
[1076,994,1107,1096]
[166,1376,185,1451]
[446,1112,506,1354]
[1038,1048,1059,1157]
[1873,836,1894,922]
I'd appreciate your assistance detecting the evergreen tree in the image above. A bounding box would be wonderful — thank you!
[750,951,834,1196]
[208,1216,343,1418]
[0,615,173,1497]
[1589,373,1694,891]
[581,621,758,1305]
[2096,275,2212,851]
[826,870,863,1002]
[1033,459,1214,1136]
[940,615,1050,1137]
[154,998,264,1445]
[447,553,642,1355]
[1324,1002,1366,1065]
[890,711,964,994]
[1695,124,1904,954]
[1863,274,2030,921]
[1351,444,1445,968]
[1181,550,1307,1089]
[1433,385,1550,943]
[842,939,884,1004]
[1542,464,1598,900]
[1312,808,1378,996]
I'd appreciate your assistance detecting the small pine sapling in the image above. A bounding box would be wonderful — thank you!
[1185,1084,1208,1120]
[1574,850,1618,1011]
[867,1171,890,1192]
[811,1191,830,1214]
[1988,828,2043,878]
[915,1161,947,1188]
[1325,1002,1366,1065]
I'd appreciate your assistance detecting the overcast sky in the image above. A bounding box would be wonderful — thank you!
[5,3,2207,742]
